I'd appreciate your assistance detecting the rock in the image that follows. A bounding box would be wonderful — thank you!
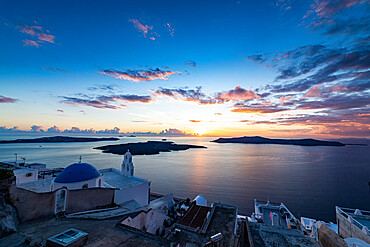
[0,196,19,237]
[29,237,43,247]
[0,176,19,237]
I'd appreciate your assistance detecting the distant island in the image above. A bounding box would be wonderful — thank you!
[94,141,207,155]
[211,136,345,146]
[0,136,119,144]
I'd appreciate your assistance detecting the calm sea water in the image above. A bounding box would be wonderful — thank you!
[0,134,369,222]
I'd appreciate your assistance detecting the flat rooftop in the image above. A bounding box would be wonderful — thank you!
[100,168,149,189]
[260,205,292,228]
[178,205,211,230]
[247,221,320,247]
[17,178,53,193]
[166,203,238,246]
[1,217,169,247]
[13,168,35,174]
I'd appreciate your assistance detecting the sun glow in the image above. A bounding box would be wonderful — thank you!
[194,127,209,136]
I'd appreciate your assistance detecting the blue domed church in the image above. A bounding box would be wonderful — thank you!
[15,150,151,216]
[51,162,103,191]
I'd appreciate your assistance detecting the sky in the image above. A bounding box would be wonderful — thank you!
[0,0,369,138]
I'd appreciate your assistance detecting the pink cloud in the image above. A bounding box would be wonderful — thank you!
[100,68,179,82]
[0,95,19,103]
[165,23,175,37]
[304,83,349,98]
[303,83,323,98]
[17,25,55,45]
[22,39,39,47]
[128,19,152,37]
[216,86,260,102]
[279,96,292,105]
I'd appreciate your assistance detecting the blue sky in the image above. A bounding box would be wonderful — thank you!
[0,0,369,137]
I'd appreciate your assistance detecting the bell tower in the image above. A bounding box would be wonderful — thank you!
[122,150,134,177]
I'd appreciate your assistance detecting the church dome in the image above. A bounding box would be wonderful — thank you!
[54,162,101,183]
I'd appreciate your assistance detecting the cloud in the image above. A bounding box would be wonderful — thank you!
[279,96,292,105]
[0,95,18,103]
[42,67,69,73]
[246,54,267,64]
[61,93,152,109]
[153,87,211,103]
[23,39,39,47]
[17,24,55,47]
[231,102,289,113]
[323,16,370,36]
[97,94,152,103]
[57,109,64,113]
[47,125,61,133]
[129,19,152,37]
[302,0,369,37]
[100,68,179,82]
[189,120,201,123]
[62,97,123,109]
[0,126,196,136]
[158,128,197,136]
[153,86,262,106]
[297,95,370,110]
[128,19,159,40]
[305,0,367,19]
[87,84,117,92]
[260,107,370,137]
[30,125,43,132]
[165,23,175,37]
[215,86,261,102]
[185,60,197,68]
[250,38,370,95]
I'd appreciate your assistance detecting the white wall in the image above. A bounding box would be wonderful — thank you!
[14,169,38,184]
[52,175,104,191]
[114,181,150,206]
[146,210,169,235]
[121,212,146,231]
[121,210,169,235]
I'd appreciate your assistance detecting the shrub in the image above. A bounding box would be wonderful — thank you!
[0,169,14,180]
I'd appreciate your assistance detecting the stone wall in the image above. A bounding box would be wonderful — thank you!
[10,186,55,222]
[66,187,116,214]
[10,186,116,222]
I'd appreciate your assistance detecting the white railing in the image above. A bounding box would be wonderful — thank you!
[336,206,370,236]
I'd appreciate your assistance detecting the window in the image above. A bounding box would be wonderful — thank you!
[26,172,33,177]
[82,184,88,189]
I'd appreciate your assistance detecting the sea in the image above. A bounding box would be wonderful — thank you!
[0,134,369,222]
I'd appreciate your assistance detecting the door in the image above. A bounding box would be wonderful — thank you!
[55,188,67,214]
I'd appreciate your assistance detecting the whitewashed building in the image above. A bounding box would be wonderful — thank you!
[16,150,151,216]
